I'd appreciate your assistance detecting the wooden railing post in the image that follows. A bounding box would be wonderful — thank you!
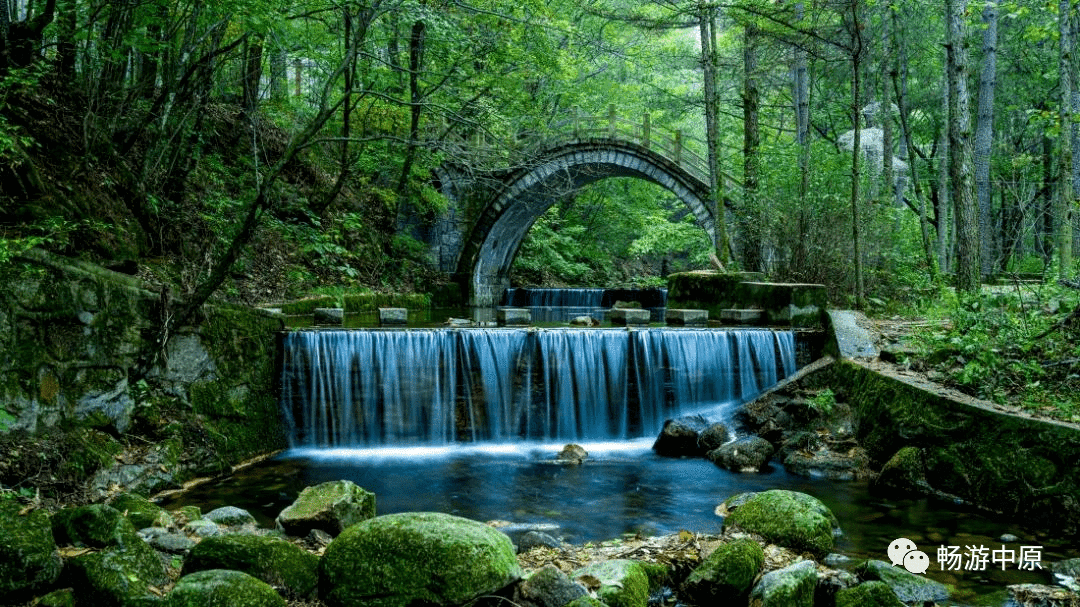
[608,104,617,137]
[642,113,651,148]
[673,130,683,164]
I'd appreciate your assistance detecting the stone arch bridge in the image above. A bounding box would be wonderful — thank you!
[411,109,722,307]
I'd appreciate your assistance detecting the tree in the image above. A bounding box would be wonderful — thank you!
[1058,0,1074,279]
[947,0,980,292]
[974,0,997,276]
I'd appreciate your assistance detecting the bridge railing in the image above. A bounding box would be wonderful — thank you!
[422,105,712,186]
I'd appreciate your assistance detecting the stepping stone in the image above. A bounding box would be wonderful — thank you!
[379,308,407,326]
[665,309,708,327]
[313,308,344,325]
[610,308,650,326]
[497,308,531,326]
[720,309,763,325]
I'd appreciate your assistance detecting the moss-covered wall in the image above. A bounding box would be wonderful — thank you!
[0,249,287,498]
[666,271,828,328]
[820,359,1080,535]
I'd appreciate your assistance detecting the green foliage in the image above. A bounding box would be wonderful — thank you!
[807,389,836,415]
[911,285,1080,420]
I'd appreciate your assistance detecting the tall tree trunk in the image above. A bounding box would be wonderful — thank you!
[893,45,938,282]
[792,2,810,277]
[741,22,762,272]
[849,0,865,309]
[975,0,997,277]
[1059,0,1074,278]
[700,2,729,266]
[242,37,264,113]
[880,0,894,207]
[269,38,287,101]
[396,18,426,196]
[947,0,980,292]
[56,0,75,80]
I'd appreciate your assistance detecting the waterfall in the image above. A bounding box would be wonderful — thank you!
[281,328,797,448]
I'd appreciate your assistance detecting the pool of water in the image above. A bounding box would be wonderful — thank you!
[160,440,1073,606]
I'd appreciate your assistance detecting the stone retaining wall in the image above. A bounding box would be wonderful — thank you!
[810,359,1080,535]
[0,249,287,497]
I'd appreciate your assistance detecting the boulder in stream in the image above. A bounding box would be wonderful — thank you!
[748,559,818,607]
[681,537,764,603]
[572,559,652,607]
[167,569,286,607]
[720,490,839,557]
[857,559,950,604]
[652,415,710,456]
[707,435,774,472]
[319,511,523,607]
[276,479,376,537]
[183,534,320,599]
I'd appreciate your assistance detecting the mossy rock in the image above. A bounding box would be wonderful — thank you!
[571,559,650,607]
[681,538,764,602]
[35,587,76,607]
[276,480,376,537]
[835,581,904,607]
[109,493,171,529]
[319,511,523,607]
[167,569,286,607]
[63,540,170,606]
[857,560,949,604]
[747,559,817,607]
[0,500,62,599]
[517,564,587,607]
[183,534,319,599]
[875,446,928,492]
[721,490,838,557]
[51,503,142,549]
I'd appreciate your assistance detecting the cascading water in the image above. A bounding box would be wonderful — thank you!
[281,328,797,448]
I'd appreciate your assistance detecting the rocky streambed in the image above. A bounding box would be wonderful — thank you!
[3,478,1077,607]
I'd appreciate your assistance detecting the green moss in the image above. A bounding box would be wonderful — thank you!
[564,597,609,607]
[571,560,650,607]
[723,490,837,557]
[168,569,286,607]
[183,535,319,599]
[0,500,62,598]
[109,493,170,529]
[57,428,123,483]
[35,588,76,607]
[829,359,1080,531]
[319,511,523,607]
[280,296,338,315]
[342,292,431,313]
[276,480,376,536]
[51,504,140,549]
[748,560,817,607]
[681,538,764,602]
[64,540,169,606]
[857,560,949,604]
[835,581,904,607]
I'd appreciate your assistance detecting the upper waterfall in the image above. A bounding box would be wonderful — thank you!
[281,328,796,448]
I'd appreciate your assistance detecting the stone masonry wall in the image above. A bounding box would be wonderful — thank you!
[0,249,287,498]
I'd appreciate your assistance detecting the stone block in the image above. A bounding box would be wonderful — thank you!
[496,308,531,327]
[609,308,650,326]
[720,309,763,325]
[378,308,408,326]
[665,308,708,326]
[313,308,344,326]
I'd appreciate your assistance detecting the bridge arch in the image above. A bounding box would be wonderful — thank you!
[456,138,716,306]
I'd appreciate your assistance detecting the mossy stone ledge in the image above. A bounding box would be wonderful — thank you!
[318,511,523,607]
[276,479,376,537]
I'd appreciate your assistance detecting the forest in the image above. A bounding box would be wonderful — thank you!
[1,0,1079,417]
